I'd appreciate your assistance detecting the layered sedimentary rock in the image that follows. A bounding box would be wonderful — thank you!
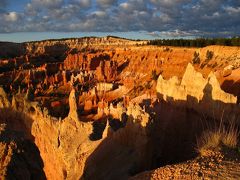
[0,89,95,179]
[64,53,89,71]
[156,63,239,120]
[95,60,118,82]
[0,37,240,180]
[1,38,240,98]
[0,86,154,179]
[25,37,147,56]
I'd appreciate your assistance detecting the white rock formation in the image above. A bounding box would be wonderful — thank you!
[156,63,239,119]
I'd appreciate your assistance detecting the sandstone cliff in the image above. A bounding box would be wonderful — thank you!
[0,37,239,180]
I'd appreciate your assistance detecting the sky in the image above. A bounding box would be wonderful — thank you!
[0,0,239,42]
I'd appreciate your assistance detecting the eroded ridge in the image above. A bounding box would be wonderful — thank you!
[0,37,239,179]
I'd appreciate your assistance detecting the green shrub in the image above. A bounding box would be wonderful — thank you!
[206,50,214,61]
[151,70,158,81]
[192,52,200,64]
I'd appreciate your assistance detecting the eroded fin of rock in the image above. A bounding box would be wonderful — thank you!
[0,87,10,108]
[11,95,18,110]
[68,88,79,121]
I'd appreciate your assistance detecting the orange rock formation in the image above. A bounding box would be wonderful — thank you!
[0,37,239,179]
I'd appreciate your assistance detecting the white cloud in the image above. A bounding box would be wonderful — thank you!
[91,11,106,18]
[150,0,190,7]
[224,6,240,14]
[119,2,130,10]
[4,12,18,22]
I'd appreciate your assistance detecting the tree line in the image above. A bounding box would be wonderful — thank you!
[148,37,240,47]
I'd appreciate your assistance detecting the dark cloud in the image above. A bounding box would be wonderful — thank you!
[70,0,92,8]
[0,0,7,8]
[0,0,8,13]
[0,0,239,37]
[30,0,64,9]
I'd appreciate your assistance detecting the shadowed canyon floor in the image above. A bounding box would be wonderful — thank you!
[0,37,239,179]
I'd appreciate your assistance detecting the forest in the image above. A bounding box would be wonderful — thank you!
[148,37,240,47]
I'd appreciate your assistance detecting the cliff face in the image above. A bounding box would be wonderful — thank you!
[156,63,239,120]
[95,60,118,82]
[0,88,152,179]
[0,42,26,59]
[25,37,147,55]
[0,63,238,179]
[0,37,239,179]
[1,38,240,96]
[0,108,46,179]
[63,52,112,71]
[60,45,240,97]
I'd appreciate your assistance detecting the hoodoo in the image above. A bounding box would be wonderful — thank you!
[68,88,79,121]
[0,37,239,179]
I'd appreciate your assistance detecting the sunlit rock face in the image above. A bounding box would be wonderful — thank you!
[68,88,79,121]
[156,63,239,120]
[95,60,118,82]
[0,37,240,179]
[0,123,46,179]
[0,87,10,108]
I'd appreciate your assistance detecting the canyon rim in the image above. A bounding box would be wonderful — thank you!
[0,0,240,180]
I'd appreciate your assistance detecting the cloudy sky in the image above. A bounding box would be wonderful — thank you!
[0,0,239,42]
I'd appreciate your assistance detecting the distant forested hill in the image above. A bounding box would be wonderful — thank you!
[148,37,240,47]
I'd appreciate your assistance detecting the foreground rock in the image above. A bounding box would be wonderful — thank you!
[131,149,240,180]
[0,112,46,179]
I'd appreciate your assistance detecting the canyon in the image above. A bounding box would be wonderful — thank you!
[0,36,239,179]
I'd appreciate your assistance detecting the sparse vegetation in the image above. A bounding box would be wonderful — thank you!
[144,81,151,89]
[163,47,170,52]
[192,51,200,64]
[197,123,239,156]
[199,50,214,68]
[211,62,218,68]
[151,70,158,81]
[200,63,206,69]
[206,50,214,61]
[222,124,239,148]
